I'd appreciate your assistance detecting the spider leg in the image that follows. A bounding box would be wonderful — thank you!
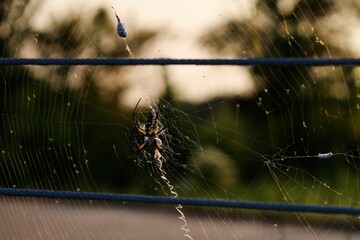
[155,141,162,151]
[137,141,147,153]
[154,109,159,121]
[155,143,168,163]
[134,140,147,165]
[133,98,141,114]
[152,108,167,135]
[154,139,165,156]
[152,108,160,129]
[156,127,166,135]
[133,98,142,129]
[137,127,146,135]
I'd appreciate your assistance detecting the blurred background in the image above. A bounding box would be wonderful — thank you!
[1,0,360,206]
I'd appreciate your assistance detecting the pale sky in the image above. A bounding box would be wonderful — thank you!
[25,0,256,105]
[23,0,360,105]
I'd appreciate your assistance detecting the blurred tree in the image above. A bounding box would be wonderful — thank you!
[199,0,360,200]
[0,1,160,192]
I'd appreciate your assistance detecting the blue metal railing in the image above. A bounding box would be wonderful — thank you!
[0,187,359,215]
[0,58,360,66]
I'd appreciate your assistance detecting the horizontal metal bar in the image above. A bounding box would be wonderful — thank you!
[0,58,359,66]
[0,187,359,215]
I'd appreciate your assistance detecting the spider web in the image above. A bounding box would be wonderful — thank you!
[1,0,360,239]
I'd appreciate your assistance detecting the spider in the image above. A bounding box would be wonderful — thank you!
[133,98,165,158]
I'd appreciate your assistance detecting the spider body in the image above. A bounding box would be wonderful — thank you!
[133,99,165,157]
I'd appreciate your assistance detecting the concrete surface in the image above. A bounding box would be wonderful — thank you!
[0,196,358,239]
